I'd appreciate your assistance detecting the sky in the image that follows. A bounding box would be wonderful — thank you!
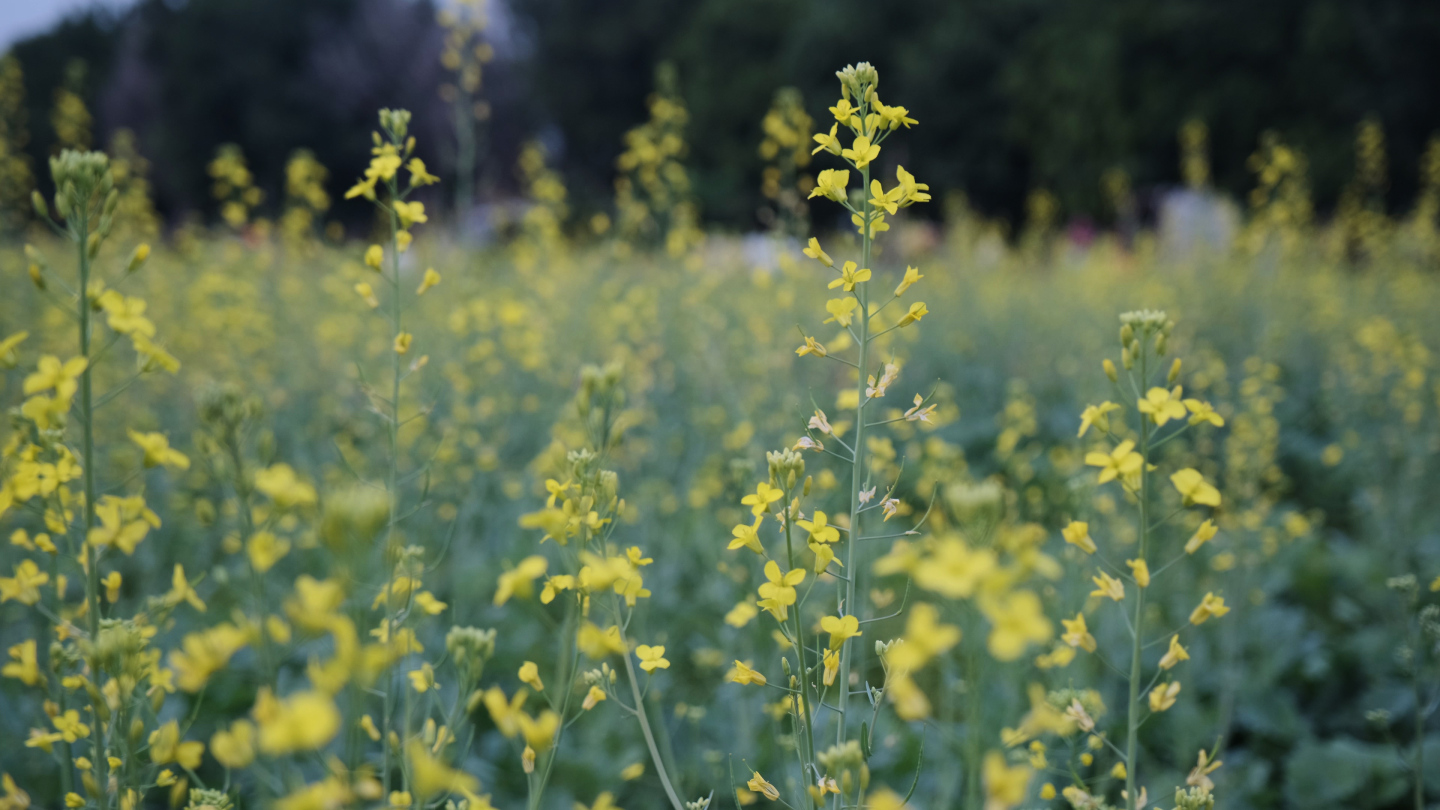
[0,0,134,50]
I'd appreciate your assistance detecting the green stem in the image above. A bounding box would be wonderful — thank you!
[783,487,817,803]
[1125,346,1151,810]
[836,155,873,755]
[76,213,110,810]
[616,597,685,810]
[381,186,403,799]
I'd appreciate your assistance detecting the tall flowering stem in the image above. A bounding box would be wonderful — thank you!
[1057,310,1231,810]
[730,61,932,810]
[343,107,441,797]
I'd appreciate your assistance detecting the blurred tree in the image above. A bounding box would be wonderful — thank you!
[5,0,1440,229]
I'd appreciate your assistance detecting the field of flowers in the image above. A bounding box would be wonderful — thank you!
[3,60,1440,810]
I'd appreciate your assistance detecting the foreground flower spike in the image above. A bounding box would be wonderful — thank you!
[731,60,943,809]
[1057,311,1232,810]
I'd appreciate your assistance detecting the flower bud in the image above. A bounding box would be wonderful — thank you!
[126,243,150,275]
[1155,332,1168,356]
[1121,345,1134,370]
[1119,324,1134,348]
[1167,358,1181,385]
[1103,358,1118,382]
[31,190,48,219]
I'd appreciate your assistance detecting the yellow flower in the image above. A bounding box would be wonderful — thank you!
[149,721,204,769]
[983,750,1032,810]
[517,709,560,750]
[1171,468,1221,507]
[1148,681,1181,712]
[576,622,626,658]
[820,647,841,685]
[211,720,256,769]
[811,124,842,156]
[582,685,607,710]
[981,590,1053,661]
[842,134,880,168]
[1159,635,1189,670]
[829,98,860,127]
[828,260,872,292]
[1062,521,1096,554]
[1126,558,1150,588]
[1061,613,1096,652]
[169,623,249,691]
[97,292,156,337]
[494,556,548,605]
[868,179,904,215]
[3,640,42,686]
[128,430,190,469]
[254,689,341,755]
[635,644,669,673]
[1189,592,1230,625]
[894,265,922,296]
[407,158,440,186]
[86,495,159,554]
[409,662,437,693]
[518,661,544,691]
[394,332,413,354]
[757,560,805,621]
[165,564,207,612]
[1184,398,1224,427]
[894,165,929,203]
[729,516,765,555]
[793,334,827,357]
[742,482,784,515]
[0,330,28,368]
[809,168,849,202]
[803,237,833,266]
[1090,571,1124,601]
[1137,386,1186,426]
[1077,402,1120,437]
[396,230,413,252]
[747,772,780,801]
[417,267,442,295]
[254,464,318,508]
[885,603,961,671]
[24,355,87,403]
[406,739,479,801]
[823,297,859,327]
[620,762,646,781]
[0,560,49,605]
[897,301,928,327]
[796,510,840,545]
[394,200,427,228]
[1085,440,1142,484]
[820,614,861,649]
[1185,519,1218,554]
[725,599,758,628]
[246,531,291,574]
[365,244,384,269]
[728,660,767,686]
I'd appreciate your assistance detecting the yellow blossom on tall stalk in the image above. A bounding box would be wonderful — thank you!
[5,146,177,810]
[1058,311,1231,809]
[508,364,692,810]
[729,60,938,810]
[342,106,446,800]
